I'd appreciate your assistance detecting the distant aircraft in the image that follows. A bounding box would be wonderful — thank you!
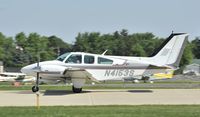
[0,72,35,82]
[21,33,189,93]
[124,69,175,83]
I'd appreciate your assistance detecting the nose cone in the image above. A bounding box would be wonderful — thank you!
[21,64,37,75]
[21,60,61,75]
[21,66,29,74]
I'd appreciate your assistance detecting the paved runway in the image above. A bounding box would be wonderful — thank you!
[0,89,200,106]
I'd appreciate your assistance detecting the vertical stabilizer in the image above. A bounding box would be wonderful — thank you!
[150,33,189,68]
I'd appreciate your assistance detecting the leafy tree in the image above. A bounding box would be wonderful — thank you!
[0,32,5,60]
[120,29,128,37]
[1,35,15,66]
[180,43,193,67]
[191,37,200,59]
[176,42,193,74]
[48,36,72,56]
[25,33,55,62]
[15,32,27,48]
[130,44,146,56]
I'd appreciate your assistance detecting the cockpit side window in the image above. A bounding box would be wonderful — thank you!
[98,57,113,64]
[65,54,82,64]
[84,55,94,64]
[56,53,70,62]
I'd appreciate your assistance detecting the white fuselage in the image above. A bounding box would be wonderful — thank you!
[21,52,168,82]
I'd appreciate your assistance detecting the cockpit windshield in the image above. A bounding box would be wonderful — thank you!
[56,53,70,62]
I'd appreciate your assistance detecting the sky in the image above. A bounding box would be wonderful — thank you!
[0,0,200,43]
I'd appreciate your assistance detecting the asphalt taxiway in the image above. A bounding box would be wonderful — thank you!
[0,89,200,106]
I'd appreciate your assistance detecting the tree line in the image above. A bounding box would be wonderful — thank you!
[0,29,199,69]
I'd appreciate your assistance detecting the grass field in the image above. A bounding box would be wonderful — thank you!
[0,84,199,91]
[0,105,200,117]
[1,79,200,91]
[0,85,148,91]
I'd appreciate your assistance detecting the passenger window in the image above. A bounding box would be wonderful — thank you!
[65,54,82,64]
[84,55,94,64]
[98,57,113,64]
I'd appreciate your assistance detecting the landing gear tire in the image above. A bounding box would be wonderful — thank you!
[32,86,39,92]
[72,86,82,93]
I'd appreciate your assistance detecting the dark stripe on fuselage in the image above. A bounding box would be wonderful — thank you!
[61,65,169,70]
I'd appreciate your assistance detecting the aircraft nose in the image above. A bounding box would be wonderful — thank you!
[21,66,30,74]
[21,64,36,75]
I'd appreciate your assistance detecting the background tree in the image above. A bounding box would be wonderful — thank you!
[191,37,200,59]
[48,36,72,56]
[15,32,27,48]
[0,32,5,60]
[25,33,55,62]
[14,32,29,66]
[175,42,193,74]
[0,30,195,72]
[0,32,15,66]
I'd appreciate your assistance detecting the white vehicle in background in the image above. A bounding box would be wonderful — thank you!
[21,33,189,93]
[0,72,35,82]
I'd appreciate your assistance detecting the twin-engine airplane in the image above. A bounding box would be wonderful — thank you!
[21,33,189,93]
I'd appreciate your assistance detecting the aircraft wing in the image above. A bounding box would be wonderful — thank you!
[63,68,98,82]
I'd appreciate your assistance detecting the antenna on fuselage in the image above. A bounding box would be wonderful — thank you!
[102,50,108,55]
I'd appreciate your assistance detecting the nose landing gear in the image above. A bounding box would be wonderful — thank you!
[32,86,39,92]
[32,72,40,93]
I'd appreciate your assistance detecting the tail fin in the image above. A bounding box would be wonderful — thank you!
[149,33,189,68]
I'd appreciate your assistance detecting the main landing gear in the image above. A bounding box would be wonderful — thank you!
[72,86,82,93]
[71,79,85,93]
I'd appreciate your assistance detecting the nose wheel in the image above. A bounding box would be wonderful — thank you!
[32,72,40,93]
[32,86,39,92]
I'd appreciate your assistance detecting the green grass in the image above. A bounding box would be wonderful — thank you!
[0,105,200,117]
[1,80,200,91]
[0,83,200,91]
[99,80,200,84]
[0,85,71,91]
